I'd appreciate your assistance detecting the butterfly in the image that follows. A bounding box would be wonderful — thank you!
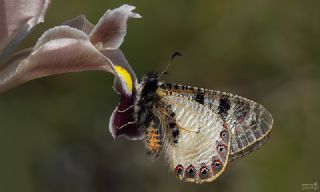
[108,50,273,183]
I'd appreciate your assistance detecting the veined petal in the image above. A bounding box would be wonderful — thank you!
[62,15,94,35]
[0,26,114,93]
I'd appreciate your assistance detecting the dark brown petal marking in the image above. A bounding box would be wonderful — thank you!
[218,97,230,119]
[175,164,184,176]
[199,164,211,180]
[212,159,223,175]
[185,165,196,178]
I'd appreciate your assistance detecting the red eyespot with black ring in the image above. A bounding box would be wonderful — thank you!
[217,143,226,152]
[212,159,223,175]
[185,165,196,178]
[220,130,229,143]
[216,143,228,159]
[199,164,211,180]
[174,164,184,177]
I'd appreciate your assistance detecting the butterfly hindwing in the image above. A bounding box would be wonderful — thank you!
[156,88,231,183]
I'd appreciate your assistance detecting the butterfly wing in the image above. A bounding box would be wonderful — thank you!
[159,83,273,162]
[221,93,273,161]
[156,88,231,183]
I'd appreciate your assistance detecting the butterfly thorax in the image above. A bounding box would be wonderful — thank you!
[135,73,161,128]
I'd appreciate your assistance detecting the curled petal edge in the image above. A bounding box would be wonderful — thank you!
[90,4,142,50]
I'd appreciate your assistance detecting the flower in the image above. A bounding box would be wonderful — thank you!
[0,0,51,61]
[0,4,143,140]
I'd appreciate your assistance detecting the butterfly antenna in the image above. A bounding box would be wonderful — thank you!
[159,51,182,79]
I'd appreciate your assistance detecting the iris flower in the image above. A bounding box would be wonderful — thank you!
[0,2,143,140]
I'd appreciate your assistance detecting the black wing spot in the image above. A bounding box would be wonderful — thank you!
[218,97,230,119]
[195,93,204,105]
[171,126,180,144]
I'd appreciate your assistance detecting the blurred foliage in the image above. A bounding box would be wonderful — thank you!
[0,0,320,192]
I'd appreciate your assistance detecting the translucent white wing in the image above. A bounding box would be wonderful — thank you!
[159,83,273,162]
[158,90,231,183]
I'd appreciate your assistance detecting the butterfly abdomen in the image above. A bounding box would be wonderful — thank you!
[145,120,163,157]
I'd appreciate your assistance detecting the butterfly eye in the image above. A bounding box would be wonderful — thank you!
[185,165,196,178]
[175,164,184,176]
[212,159,223,175]
[199,165,211,179]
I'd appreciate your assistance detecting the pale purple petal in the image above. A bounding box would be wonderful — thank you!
[0,0,51,62]
[89,4,141,49]
[0,26,115,93]
[34,25,88,48]
[62,15,94,35]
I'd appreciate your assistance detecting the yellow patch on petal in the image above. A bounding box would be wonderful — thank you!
[114,65,133,94]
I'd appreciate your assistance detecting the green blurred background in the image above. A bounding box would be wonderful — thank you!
[1,0,320,191]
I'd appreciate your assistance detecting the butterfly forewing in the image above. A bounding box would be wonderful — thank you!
[225,98,273,161]
[156,88,231,183]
